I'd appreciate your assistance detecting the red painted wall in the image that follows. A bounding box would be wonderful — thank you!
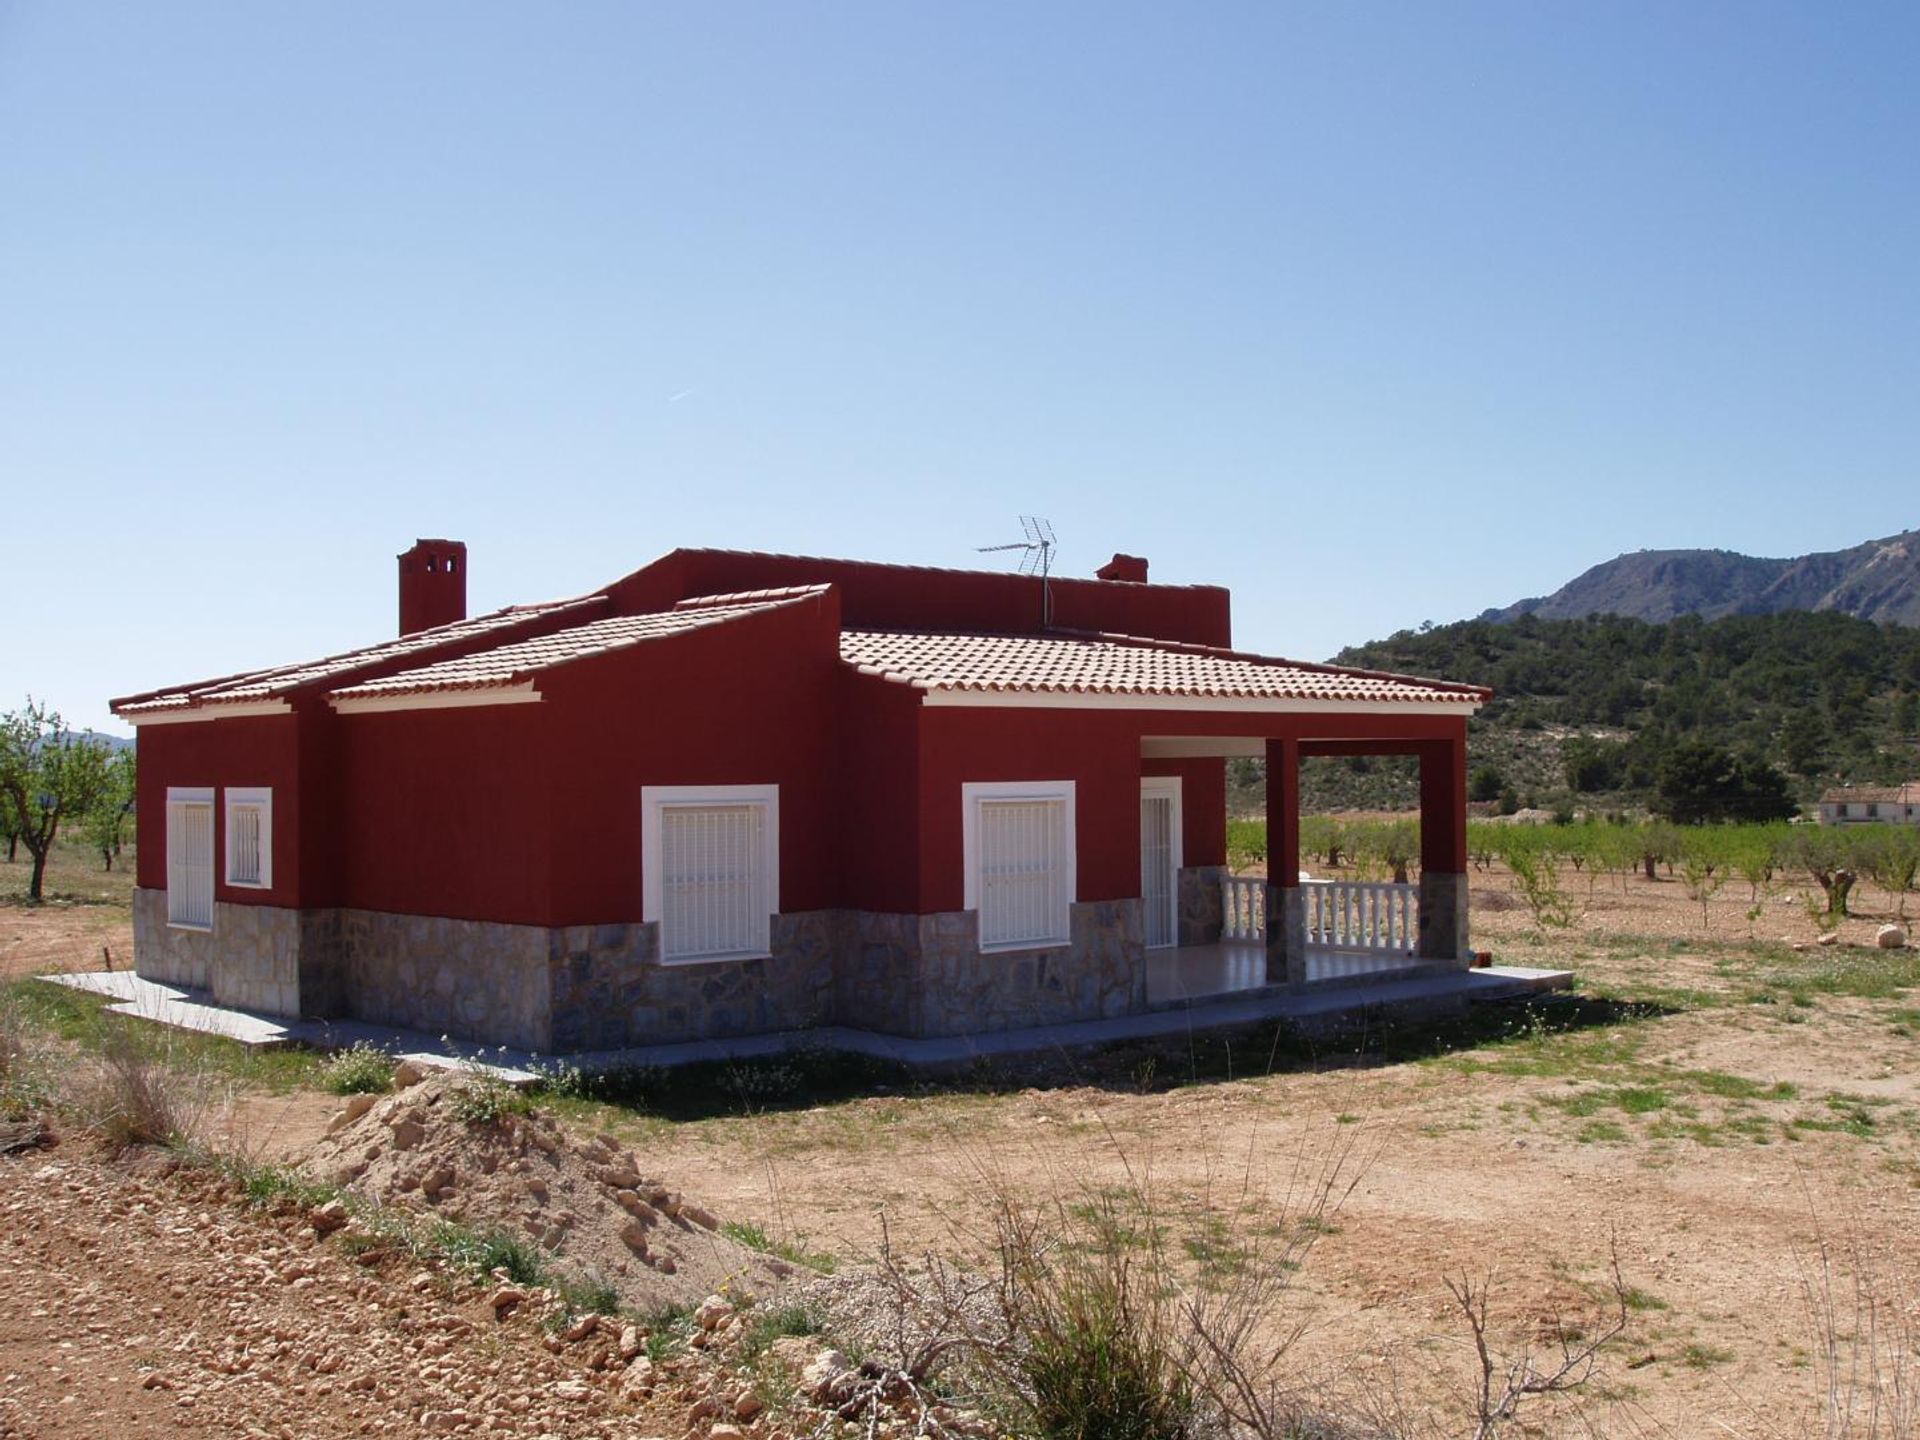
[133,713,303,908]
[539,590,845,926]
[916,709,1142,912]
[1140,757,1227,869]
[325,596,846,928]
[334,702,553,925]
[600,550,1233,648]
[834,672,925,915]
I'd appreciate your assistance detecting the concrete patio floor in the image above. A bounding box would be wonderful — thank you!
[42,962,1573,1078]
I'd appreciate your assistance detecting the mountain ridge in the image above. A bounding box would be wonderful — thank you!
[1482,528,1920,627]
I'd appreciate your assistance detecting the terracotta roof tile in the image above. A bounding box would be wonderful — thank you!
[1821,783,1920,805]
[330,593,808,700]
[838,629,1487,705]
[114,597,605,715]
[672,584,834,611]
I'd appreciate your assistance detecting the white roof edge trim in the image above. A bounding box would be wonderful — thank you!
[918,690,1482,715]
[121,700,294,726]
[329,682,544,715]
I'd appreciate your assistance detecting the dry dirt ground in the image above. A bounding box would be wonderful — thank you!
[0,1149,698,1440]
[5,856,1920,1437]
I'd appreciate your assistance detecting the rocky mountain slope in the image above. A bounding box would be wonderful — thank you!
[1483,528,1920,626]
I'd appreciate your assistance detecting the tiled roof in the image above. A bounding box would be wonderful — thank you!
[329,592,815,700]
[1821,783,1920,805]
[673,584,834,611]
[114,597,606,715]
[838,630,1488,705]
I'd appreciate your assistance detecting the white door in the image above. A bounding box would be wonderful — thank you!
[1140,777,1183,949]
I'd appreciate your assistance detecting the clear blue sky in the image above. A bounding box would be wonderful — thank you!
[5,2,1917,734]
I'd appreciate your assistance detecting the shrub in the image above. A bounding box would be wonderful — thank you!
[447,1070,534,1125]
[1505,837,1574,931]
[320,1042,394,1096]
[990,1189,1196,1440]
[70,1021,220,1151]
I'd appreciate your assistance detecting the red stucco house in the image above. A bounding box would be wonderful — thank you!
[110,542,1489,1053]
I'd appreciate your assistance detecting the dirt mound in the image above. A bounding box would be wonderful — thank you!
[299,1069,792,1314]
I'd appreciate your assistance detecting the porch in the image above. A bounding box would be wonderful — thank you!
[1138,729,1473,1005]
[1145,875,1444,1004]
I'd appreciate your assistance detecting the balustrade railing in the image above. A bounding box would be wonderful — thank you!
[1220,875,1267,943]
[1217,877,1419,956]
[1305,880,1418,955]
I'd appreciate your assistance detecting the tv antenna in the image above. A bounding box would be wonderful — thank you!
[978,515,1058,627]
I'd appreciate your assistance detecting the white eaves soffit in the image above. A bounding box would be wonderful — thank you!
[917,689,1482,716]
[328,682,544,715]
[121,700,293,727]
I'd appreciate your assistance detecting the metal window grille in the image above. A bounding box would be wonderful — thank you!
[659,803,767,960]
[227,802,265,886]
[1140,792,1176,948]
[167,800,214,928]
[977,798,1066,948]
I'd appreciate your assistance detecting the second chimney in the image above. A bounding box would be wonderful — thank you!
[1096,553,1149,583]
[398,539,468,635]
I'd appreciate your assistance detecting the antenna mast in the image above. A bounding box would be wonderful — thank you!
[977,516,1058,628]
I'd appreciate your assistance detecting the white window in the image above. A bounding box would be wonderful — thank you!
[964,781,1076,951]
[642,785,779,962]
[225,787,273,889]
[166,786,215,930]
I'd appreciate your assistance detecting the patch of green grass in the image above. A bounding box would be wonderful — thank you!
[1689,1071,1797,1101]
[548,1269,623,1320]
[227,1160,336,1209]
[1181,1216,1252,1284]
[1551,1089,1605,1117]
[739,1302,823,1360]
[1576,1120,1629,1144]
[1615,1085,1670,1115]
[1726,946,1920,1007]
[2,978,322,1094]
[425,1221,546,1285]
[644,1302,699,1364]
[1681,1342,1736,1369]
[720,1220,838,1274]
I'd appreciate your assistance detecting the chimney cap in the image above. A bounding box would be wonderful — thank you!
[1096,553,1149,583]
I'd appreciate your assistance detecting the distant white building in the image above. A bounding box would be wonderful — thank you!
[1818,782,1920,826]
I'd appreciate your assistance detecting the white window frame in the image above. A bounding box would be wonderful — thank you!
[641,784,779,964]
[166,786,215,931]
[963,780,1077,953]
[1139,775,1184,951]
[224,786,273,890]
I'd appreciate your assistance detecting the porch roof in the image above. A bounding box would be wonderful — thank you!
[839,629,1489,708]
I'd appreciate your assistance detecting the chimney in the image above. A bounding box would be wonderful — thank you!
[398,539,467,635]
[1096,553,1149,584]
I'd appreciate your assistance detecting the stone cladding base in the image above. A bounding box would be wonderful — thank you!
[132,890,1149,1052]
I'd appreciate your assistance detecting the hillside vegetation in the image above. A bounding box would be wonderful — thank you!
[1267,610,1920,814]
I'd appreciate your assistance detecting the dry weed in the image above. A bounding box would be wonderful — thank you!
[66,1020,231,1152]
